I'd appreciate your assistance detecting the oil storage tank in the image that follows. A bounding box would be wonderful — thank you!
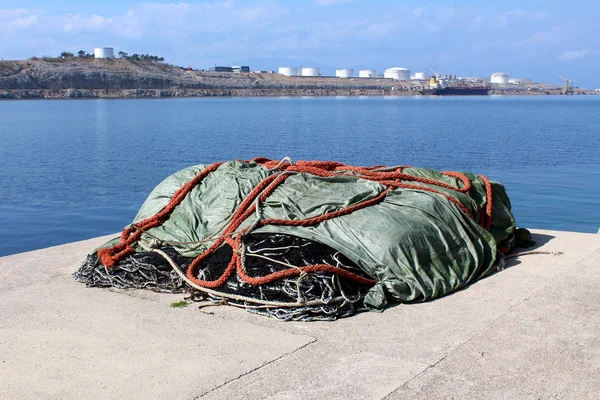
[509,78,532,85]
[384,67,410,80]
[491,72,509,84]
[301,67,321,77]
[335,69,354,78]
[278,67,298,77]
[413,71,428,80]
[359,69,376,78]
[94,47,114,59]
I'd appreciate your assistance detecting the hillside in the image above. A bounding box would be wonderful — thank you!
[0,58,401,99]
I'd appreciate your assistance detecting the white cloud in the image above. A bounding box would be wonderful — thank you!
[61,14,113,33]
[0,8,37,32]
[559,49,589,61]
[0,8,29,18]
[514,21,573,47]
[495,10,546,26]
[7,14,38,29]
[516,30,555,46]
[0,1,597,88]
[472,15,485,28]
[88,14,111,29]
[240,5,271,22]
[316,0,357,6]
[0,3,513,61]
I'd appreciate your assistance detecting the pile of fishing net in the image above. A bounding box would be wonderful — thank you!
[75,233,371,321]
[74,158,520,321]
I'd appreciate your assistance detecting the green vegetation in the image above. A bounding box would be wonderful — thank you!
[28,50,164,62]
[59,51,92,58]
[170,300,189,308]
[118,51,165,63]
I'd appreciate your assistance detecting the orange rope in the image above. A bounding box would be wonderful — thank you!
[99,158,494,291]
[98,161,224,267]
[478,174,494,231]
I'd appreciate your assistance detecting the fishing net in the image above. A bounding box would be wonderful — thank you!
[74,158,519,321]
[74,233,370,321]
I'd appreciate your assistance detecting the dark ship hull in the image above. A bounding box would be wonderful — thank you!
[419,87,490,96]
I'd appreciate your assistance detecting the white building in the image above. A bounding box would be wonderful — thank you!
[335,69,354,78]
[359,69,376,78]
[278,67,298,77]
[413,72,428,80]
[94,47,114,59]
[384,67,410,80]
[491,72,509,84]
[301,67,321,77]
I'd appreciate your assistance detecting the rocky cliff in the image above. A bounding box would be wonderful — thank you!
[0,58,402,99]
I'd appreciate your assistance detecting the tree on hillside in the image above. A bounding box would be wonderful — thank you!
[78,50,86,57]
[116,51,165,63]
[60,51,74,58]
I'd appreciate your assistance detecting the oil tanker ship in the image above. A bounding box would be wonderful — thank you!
[419,76,490,96]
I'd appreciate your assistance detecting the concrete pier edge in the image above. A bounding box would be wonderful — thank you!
[1,229,599,399]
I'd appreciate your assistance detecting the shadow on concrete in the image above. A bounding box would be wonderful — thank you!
[503,233,556,269]
[528,233,555,250]
[503,257,522,269]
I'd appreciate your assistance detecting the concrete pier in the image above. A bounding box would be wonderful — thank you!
[1,229,599,399]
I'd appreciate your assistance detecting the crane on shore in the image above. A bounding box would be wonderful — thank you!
[428,67,440,79]
[558,75,573,95]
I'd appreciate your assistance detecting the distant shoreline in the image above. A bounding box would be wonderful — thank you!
[1,58,597,100]
[1,88,597,100]
[1,87,396,100]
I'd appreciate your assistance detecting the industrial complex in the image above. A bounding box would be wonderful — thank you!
[274,64,563,95]
[44,46,584,93]
[0,46,593,99]
[277,64,536,89]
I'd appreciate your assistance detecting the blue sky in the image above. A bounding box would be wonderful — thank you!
[1,0,598,88]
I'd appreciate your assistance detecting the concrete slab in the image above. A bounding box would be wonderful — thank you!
[145,229,600,365]
[196,230,600,398]
[0,234,116,291]
[386,243,600,400]
[0,229,598,399]
[0,236,315,400]
[202,345,428,400]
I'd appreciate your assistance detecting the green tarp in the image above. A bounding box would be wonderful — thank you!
[99,160,516,310]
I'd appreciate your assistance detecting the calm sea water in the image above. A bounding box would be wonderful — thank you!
[0,96,599,256]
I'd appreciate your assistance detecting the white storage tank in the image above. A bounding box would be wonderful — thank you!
[301,67,321,77]
[413,71,428,80]
[94,47,114,59]
[301,67,321,76]
[359,69,376,78]
[491,72,509,84]
[508,78,533,85]
[384,67,410,80]
[278,67,298,77]
[335,69,354,78]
